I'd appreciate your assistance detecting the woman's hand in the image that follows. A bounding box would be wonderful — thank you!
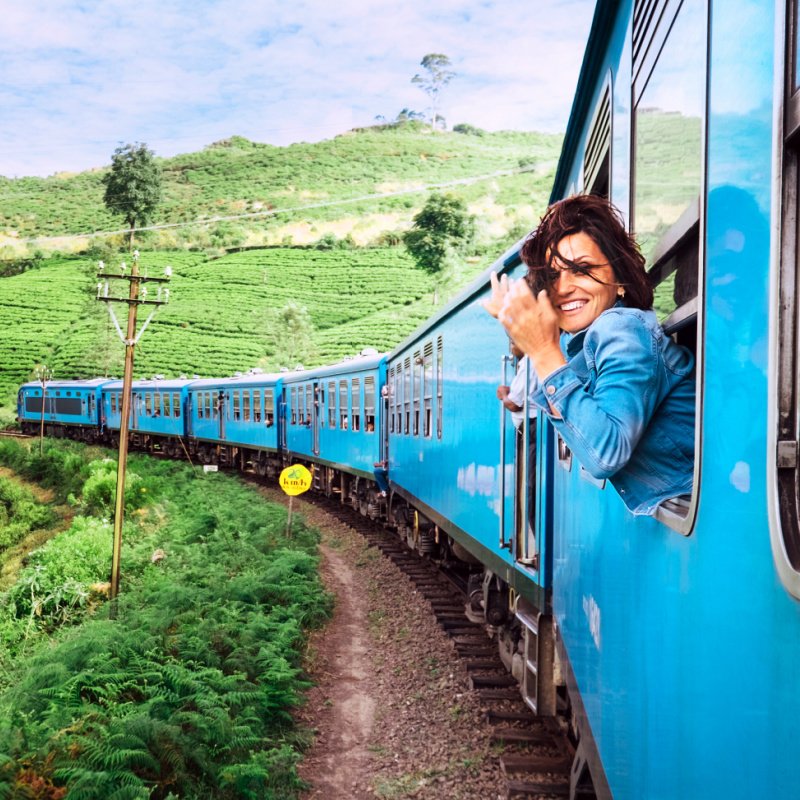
[498,280,566,380]
[482,271,509,319]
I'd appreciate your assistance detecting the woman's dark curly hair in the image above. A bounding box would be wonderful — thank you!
[520,194,653,310]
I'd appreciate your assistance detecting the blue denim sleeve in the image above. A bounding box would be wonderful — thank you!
[531,311,662,479]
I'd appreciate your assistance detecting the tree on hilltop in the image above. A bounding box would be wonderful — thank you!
[403,192,475,273]
[102,142,162,249]
[412,54,456,130]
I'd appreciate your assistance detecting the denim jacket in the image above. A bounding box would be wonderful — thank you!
[529,306,695,515]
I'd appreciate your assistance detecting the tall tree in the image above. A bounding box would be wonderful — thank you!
[411,53,456,130]
[102,143,162,249]
[403,193,475,273]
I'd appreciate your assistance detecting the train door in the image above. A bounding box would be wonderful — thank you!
[217,390,226,439]
[499,353,517,553]
[312,382,320,455]
[279,389,288,451]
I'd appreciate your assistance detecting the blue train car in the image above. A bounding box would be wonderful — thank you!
[531,0,800,796]
[17,378,112,441]
[185,372,283,475]
[281,352,386,508]
[102,378,192,456]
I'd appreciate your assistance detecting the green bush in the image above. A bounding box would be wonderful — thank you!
[81,458,144,516]
[0,475,57,552]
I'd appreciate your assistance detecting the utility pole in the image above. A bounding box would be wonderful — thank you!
[96,251,171,605]
[35,365,52,455]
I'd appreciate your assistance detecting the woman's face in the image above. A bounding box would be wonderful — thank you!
[547,231,620,333]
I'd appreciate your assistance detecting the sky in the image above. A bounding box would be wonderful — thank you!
[0,0,596,179]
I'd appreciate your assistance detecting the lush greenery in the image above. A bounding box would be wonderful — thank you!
[102,143,163,249]
[403,193,476,272]
[0,125,560,248]
[0,438,330,799]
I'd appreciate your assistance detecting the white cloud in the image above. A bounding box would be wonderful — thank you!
[0,0,594,177]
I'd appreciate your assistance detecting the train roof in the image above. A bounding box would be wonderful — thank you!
[102,378,197,391]
[388,240,523,358]
[19,378,116,390]
[187,370,289,390]
[280,350,387,383]
[550,0,618,202]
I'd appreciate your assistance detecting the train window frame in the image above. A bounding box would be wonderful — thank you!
[242,391,250,422]
[339,379,349,430]
[233,391,241,421]
[290,387,297,425]
[328,381,336,428]
[773,0,800,598]
[436,336,444,439]
[305,384,312,426]
[412,351,421,436]
[162,392,171,417]
[395,363,404,434]
[253,391,261,422]
[144,393,152,416]
[423,342,433,438]
[352,378,361,432]
[631,0,707,535]
[206,392,213,420]
[265,389,275,427]
[404,357,412,434]
[173,393,180,418]
[364,376,376,433]
[583,79,611,197]
[388,368,395,433]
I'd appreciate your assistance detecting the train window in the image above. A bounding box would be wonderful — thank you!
[305,384,313,425]
[265,389,274,426]
[162,392,170,417]
[404,357,411,434]
[352,378,361,432]
[290,387,297,425]
[328,381,336,428]
[243,391,250,422]
[583,81,611,198]
[205,393,212,419]
[364,376,375,433]
[253,391,261,422]
[412,351,421,436]
[145,393,152,416]
[339,380,348,429]
[395,363,404,433]
[423,343,433,437]
[232,391,241,421]
[631,0,706,530]
[775,1,800,598]
[436,336,443,439]
[388,369,396,433]
[111,393,117,414]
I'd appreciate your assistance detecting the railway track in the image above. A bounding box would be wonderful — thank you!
[0,430,33,439]
[312,493,578,800]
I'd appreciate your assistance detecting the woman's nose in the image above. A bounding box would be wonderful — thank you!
[553,268,574,295]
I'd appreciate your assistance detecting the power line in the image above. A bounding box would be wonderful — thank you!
[15,165,543,245]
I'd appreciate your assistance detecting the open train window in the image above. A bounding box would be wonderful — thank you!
[265,389,274,427]
[233,391,241,421]
[206,392,213,419]
[364,376,375,433]
[253,391,261,422]
[387,369,395,433]
[144,393,152,416]
[328,381,336,428]
[162,392,170,417]
[352,378,361,431]
[290,388,297,425]
[774,0,800,598]
[339,380,348,429]
[631,0,706,531]
[404,357,411,434]
[412,351,422,436]
[423,343,433,437]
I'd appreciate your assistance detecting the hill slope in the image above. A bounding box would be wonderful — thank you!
[0,125,560,251]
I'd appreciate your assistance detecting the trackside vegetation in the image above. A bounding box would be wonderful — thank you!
[0,439,331,799]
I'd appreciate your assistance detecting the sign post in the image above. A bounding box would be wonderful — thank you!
[278,464,312,536]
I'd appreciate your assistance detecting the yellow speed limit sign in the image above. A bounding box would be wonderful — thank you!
[279,464,312,496]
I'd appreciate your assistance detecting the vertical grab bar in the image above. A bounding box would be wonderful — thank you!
[519,360,537,566]
[499,354,513,549]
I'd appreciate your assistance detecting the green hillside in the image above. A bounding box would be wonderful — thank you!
[0,125,560,252]
[0,246,466,422]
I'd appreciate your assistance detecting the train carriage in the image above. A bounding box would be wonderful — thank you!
[281,352,387,509]
[17,378,112,441]
[102,378,192,456]
[185,372,284,475]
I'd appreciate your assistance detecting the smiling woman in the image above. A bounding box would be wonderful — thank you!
[485,194,695,515]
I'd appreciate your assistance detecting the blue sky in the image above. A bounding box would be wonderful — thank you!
[0,0,595,178]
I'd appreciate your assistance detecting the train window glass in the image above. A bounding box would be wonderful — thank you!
[339,380,348,429]
[352,378,361,432]
[173,394,180,418]
[423,343,433,437]
[253,391,261,422]
[584,81,611,198]
[388,368,395,433]
[145,394,152,416]
[328,381,336,428]
[290,388,297,425]
[436,336,443,439]
[232,391,241,421]
[396,363,404,433]
[633,0,705,328]
[404,357,412,434]
[412,351,421,436]
[265,389,274,426]
[111,394,117,414]
[305,384,313,425]
[206,393,212,419]
[243,391,250,422]
[364,376,376,433]
[162,392,170,417]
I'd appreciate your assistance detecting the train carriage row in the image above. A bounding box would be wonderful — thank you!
[15,0,800,795]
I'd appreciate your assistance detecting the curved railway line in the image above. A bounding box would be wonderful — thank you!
[306,492,580,800]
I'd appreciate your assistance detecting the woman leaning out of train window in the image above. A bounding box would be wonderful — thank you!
[484,195,695,516]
